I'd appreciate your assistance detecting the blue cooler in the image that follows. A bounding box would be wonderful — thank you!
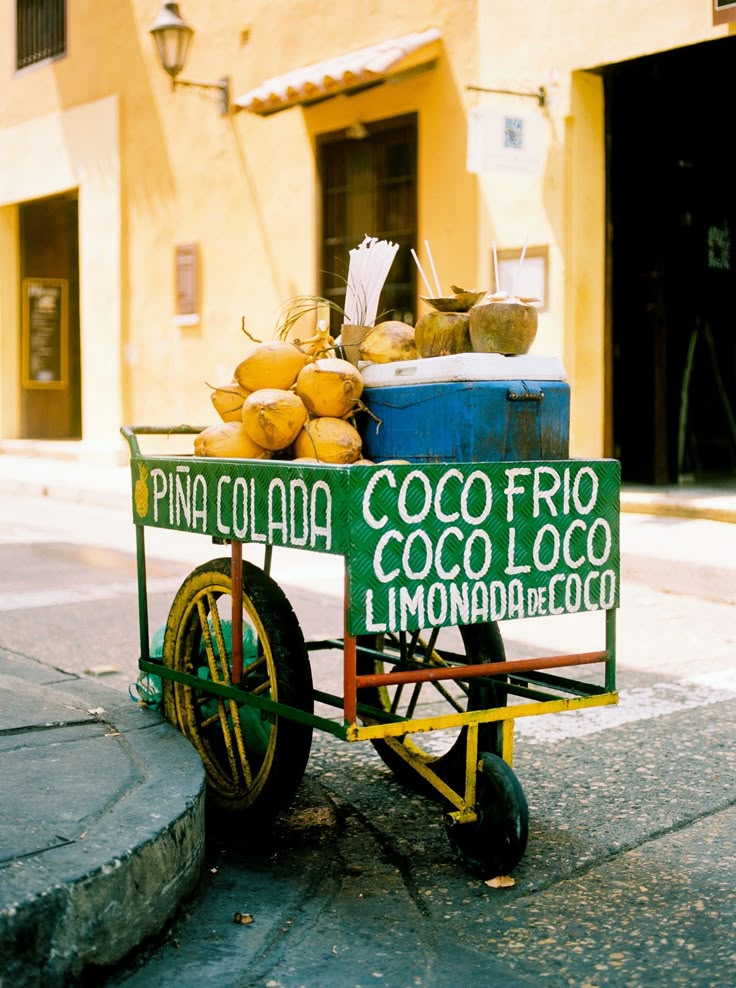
[357,353,570,463]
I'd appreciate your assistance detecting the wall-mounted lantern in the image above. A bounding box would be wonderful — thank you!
[149,2,230,116]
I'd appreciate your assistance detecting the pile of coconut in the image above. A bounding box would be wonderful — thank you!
[197,319,416,465]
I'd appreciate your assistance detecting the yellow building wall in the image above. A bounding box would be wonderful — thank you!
[0,97,121,447]
[0,0,733,456]
[472,0,733,455]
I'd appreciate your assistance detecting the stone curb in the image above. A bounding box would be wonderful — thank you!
[0,670,206,988]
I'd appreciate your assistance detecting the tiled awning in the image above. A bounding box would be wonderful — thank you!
[234,28,442,116]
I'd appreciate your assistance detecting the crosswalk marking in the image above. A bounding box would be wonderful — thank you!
[515,680,735,743]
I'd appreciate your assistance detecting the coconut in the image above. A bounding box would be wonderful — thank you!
[194,421,271,459]
[469,300,538,355]
[295,357,363,418]
[241,388,308,451]
[209,381,251,422]
[414,311,472,358]
[359,321,417,363]
[234,340,309,392]
[292,417,362,464]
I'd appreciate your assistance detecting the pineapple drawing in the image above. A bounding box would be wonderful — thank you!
[134,463,149,518]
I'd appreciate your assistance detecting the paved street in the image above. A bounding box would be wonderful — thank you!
[1,491,735,986]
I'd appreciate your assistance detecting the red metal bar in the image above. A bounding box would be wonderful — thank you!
[343,564,357,724]
[355,650,608,689]
[231,540,243,685]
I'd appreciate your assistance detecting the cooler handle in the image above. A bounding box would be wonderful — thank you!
[507,385,544,401]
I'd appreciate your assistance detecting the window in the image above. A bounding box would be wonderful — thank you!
[16,0,66,71]
[175,243,200,325]
[319,116,418,335]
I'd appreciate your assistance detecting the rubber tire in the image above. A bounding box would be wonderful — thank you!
[162,557,313,827]
[444,751,529,878]
[356,622,507,799]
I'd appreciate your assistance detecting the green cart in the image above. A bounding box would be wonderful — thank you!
[122,424,620,878]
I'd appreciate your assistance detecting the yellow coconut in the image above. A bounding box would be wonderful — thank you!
[295,357,363,418]
[209,381,251,422]
[234,340,309,392]
[359,321,418,363]
[194,421,271,459]
[292,417,362,464]
[242,388,308,451]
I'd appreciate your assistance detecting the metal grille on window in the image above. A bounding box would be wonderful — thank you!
[16,0,66,70]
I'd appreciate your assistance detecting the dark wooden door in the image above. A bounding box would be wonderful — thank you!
[19,192,81,439]
[607,38,736,483]
[319,115,417,337]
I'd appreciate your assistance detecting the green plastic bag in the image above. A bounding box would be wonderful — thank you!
[130,619,258,718]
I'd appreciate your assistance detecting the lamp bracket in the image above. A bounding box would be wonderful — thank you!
[173,76,230,115]
[467,84,546,108]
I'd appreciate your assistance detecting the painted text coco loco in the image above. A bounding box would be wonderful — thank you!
[359,465,617,629]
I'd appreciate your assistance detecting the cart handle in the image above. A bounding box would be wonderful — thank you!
[120,424,206,458]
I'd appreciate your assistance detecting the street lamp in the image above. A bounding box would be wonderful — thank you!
[149,2,230,116]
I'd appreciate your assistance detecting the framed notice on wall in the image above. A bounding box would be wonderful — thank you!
[492,245,549,311]
[21,278,68,389]
[713,0,736,24]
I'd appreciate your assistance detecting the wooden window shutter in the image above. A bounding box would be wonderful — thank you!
[176,243,199,316]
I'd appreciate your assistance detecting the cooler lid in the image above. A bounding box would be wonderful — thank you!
[360,352,567,388]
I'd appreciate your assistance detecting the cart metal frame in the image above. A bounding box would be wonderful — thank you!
[122,425,620,866]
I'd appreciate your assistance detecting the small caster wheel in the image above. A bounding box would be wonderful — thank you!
[444,751,529,878]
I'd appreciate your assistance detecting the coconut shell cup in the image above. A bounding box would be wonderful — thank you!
[420,291,486,312]
[469,301,538,355]
[415,311,472,357]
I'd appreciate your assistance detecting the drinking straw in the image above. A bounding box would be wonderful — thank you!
[345,235,399,326]
[411,248,434,296]
[515,236,529,297]
[492,241,500,293]
[424,240,443,297]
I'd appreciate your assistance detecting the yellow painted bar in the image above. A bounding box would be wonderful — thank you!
[502,719,515,766]
[346,690,618,742]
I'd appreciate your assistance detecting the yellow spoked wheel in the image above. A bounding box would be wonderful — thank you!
[356,623,507,800]
[162,558,313,825]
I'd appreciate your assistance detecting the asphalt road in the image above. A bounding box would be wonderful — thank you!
[2,493,735,987]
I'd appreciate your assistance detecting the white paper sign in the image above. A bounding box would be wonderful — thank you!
[467,105,545,176]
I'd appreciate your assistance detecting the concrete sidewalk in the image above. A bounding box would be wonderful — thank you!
[1,447,735,985]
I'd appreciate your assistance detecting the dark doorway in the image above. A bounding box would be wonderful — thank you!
[19,191,81,439]
[606,38,736,484]
[318,115,417,337]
